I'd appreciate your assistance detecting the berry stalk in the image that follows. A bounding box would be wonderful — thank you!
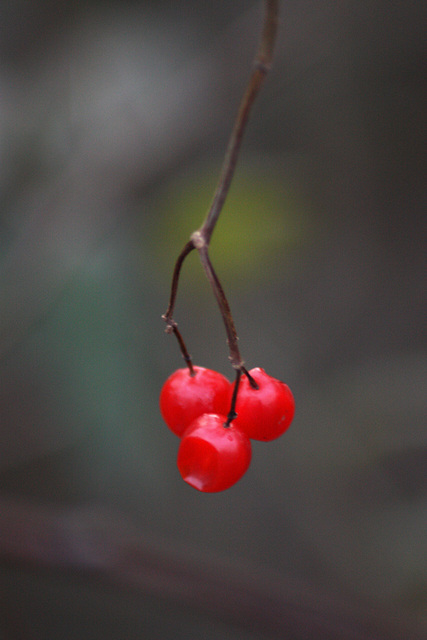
[162,1,279,378]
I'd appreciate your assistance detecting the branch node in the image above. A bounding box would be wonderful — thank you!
[254,60,270,75]
[162,314,177,334]
[190,230,206,249]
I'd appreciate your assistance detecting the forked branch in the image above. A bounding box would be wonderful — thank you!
[163,1,279,378]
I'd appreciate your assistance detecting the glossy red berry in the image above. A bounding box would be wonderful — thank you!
[232,367,295,441]
[177,413,252,492]
[159,366,231,437]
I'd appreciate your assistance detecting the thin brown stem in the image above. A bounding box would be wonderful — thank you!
[241,366,259,389]
[198,0,279,245]
[162,240,195,330]
[224,367,259,427]
[162,2,279,378]
[197,245,242,369]
[224,369,242,427]
[172,326,195,375]
[162,239,196,371]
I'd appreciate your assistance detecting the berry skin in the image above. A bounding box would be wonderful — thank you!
[159,366,230,437]
[177,413,252,492]
[232,367,295,441]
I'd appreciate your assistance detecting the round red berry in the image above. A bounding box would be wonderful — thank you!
[232,367,295,441]
[159,366,231,437]
[177,413,252,492]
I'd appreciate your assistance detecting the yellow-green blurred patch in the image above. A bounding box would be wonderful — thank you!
[150,158,309,289]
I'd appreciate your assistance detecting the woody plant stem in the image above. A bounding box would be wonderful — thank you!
[162,1,279,407]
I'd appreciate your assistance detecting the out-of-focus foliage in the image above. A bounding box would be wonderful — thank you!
[151,159,309,288]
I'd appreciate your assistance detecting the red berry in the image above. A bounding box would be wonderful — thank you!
[177,413,252,492]
[232,367,295,441]
[159,366,231,437]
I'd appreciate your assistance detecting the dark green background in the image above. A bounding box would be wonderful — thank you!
[0,1,426,638]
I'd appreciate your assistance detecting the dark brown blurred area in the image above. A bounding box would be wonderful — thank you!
[0,1,426,638]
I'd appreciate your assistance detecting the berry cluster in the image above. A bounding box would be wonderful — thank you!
[160,366,294,492]
[159,4,288,494]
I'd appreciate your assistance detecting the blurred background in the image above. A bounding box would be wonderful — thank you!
[0,1,426,638]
